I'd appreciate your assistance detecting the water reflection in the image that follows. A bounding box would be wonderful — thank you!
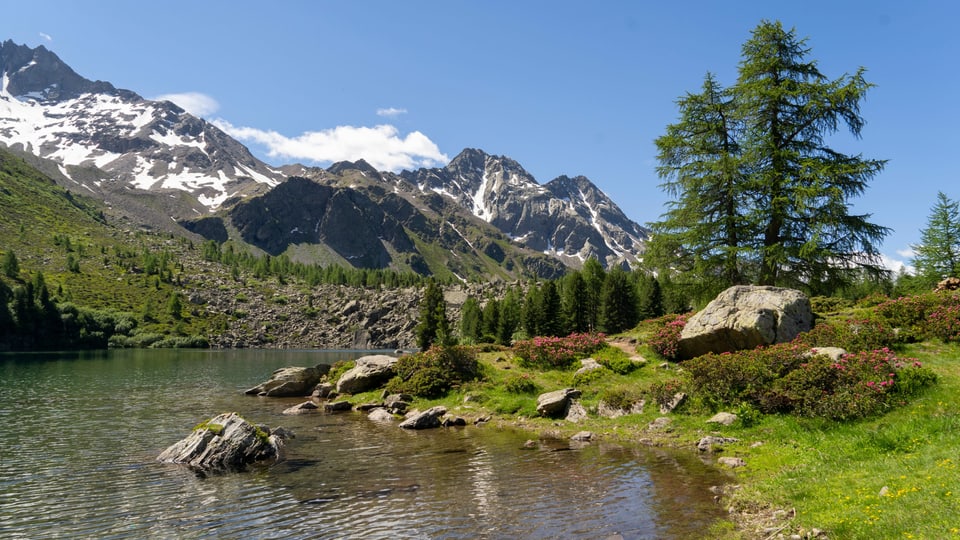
[0,350,728,539]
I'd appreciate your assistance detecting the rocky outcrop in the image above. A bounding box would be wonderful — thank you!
[157,412,287,471]
[399,406,447,429]
[335,355,398,394]
[245,365,329,397]
[536,388,582,418]
[936,277,960,292]
[677,286,813,360]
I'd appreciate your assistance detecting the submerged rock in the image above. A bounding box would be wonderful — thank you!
[157,412,287,472]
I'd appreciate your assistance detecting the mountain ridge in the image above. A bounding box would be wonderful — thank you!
[1,39,647,278]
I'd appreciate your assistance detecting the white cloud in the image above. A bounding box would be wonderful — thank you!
[896,247,916,259]
[152,92,220,117]
[213,120,449,171]
[376,107,408,117]
[39,32,52,42]
[880,252,913,274]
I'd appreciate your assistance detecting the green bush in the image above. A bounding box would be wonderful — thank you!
[684,343,804,410]
[572,366,611,387]
[647,378,685,410]
[795,317,897,353]
[598,354,640,375]
[503,373,539,394]
[385,345,481,398]
[597,385,643,411]
[326,359,356,384]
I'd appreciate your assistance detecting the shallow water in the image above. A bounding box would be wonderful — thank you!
[0,349,728,539]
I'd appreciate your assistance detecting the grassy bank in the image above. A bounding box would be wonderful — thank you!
[338,330,958,539]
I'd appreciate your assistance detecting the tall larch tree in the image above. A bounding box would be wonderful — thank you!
[649,20,889,298]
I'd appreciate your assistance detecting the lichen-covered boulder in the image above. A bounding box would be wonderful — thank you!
[245,365,329,397]
[677,286,812,360]
[157,412,288,471]
[335,355,398,394]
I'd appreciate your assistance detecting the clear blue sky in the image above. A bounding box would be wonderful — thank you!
[4,1,958,272]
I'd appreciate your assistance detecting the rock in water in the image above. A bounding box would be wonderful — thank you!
[157,412,285,471]
[245,365,329,397]
[398,406,447,430]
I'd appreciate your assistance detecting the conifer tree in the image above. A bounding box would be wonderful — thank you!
[649,20,889,296]
[2,250,19,279]
[415,280,448,349]
[912,191,960,287]
[600,266,638,333]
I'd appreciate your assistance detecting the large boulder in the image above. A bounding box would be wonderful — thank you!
[536,388,582,418]
[245,365,329,397]
[335,355,398,394]
[157,412,287,472]
[677,286,812,360]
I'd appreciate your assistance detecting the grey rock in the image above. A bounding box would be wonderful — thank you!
[570,431,593,442]
[536,388,582,418]
[659,392,687,414]
[806,346,847,361]
[697,436,740,452]
[312,382,336,399]
[597,399,645,418]
[647,417,673,431]
[335,355,398,394]
[282,401,320,415]
[564,400,589,423]
[399,406,448,430]
[367,408,395,422]
[706,412,738,426]
[717,456,746,468]
[323,400,353,413]
[677,285,813,359]
[574,358,603,376]
[157,412,281,471]
[245,365,329,397]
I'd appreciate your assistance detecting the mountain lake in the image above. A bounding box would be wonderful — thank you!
[0,349,729,539]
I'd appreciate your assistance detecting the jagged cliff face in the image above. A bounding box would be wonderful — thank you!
[400,149,648,267]
[0,40,282,215]
[1,40,647,279]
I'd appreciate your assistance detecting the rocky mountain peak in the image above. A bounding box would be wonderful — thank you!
[0,40,124,102]
[0,39,283,220]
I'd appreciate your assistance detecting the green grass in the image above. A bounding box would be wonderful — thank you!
[329,334,960,539]
[712,341,960,538]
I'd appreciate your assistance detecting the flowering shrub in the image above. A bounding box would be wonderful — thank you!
[775,348,936,420]
[927,302,960,342]
[512,332,606,370]
[875,293,960,342]
[684,342,805,410]
[795,317,897,353]
[647,313,689,361]
[685,343,937,420]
